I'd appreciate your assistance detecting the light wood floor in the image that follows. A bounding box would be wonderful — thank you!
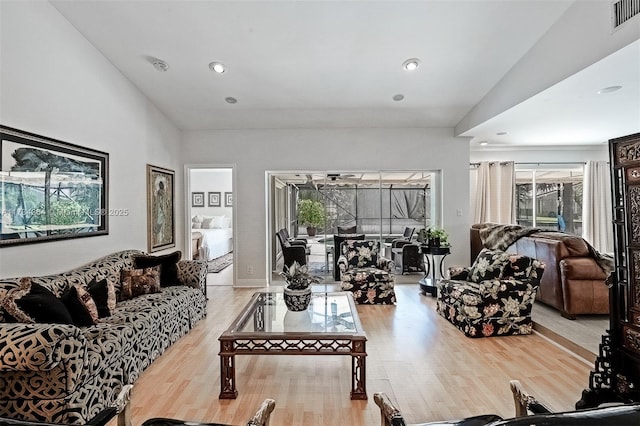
[115,284,594,426]
[532,302,608,357]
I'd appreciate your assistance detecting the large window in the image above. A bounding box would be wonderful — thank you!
[269,171,441,280]
[515,165,583,235]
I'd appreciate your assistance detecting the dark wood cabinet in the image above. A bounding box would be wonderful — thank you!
[578,133,640,408]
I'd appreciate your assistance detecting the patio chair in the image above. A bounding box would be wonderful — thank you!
[280,228,307,246]
[276,230,308,268]
[337,225,357,234]
[391,237,423,275]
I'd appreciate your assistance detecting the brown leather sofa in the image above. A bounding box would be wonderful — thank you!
[471,223,609,319]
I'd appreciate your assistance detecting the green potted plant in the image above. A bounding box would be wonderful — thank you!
[427,227,449,247]
[297,199,325,237]
[280,261,322,311]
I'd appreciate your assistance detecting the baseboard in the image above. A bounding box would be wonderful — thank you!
[533,321,597,364]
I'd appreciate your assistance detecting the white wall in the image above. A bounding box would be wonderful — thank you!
[0,1,183,278]
[183,128,470,286]
[190,169,233,219]
[457,1,640,135]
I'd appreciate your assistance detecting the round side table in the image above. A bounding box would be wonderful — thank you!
[418,245,451,296]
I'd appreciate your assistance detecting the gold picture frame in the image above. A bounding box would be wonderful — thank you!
[146,164,175,252]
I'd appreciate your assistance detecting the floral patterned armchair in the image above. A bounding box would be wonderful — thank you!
[436,248,544,337]
[337,240,396,304]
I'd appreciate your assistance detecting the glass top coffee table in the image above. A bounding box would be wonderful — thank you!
[219,291,367,400]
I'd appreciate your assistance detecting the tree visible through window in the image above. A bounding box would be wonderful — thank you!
[515,167,583,235]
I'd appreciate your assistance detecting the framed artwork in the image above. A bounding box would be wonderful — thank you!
[208,191,221,207]
[147,164,175,253]
[1,125,109,247]
[225,192,233,207]
[192,192,205,207]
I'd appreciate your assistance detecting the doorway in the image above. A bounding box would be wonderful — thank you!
[186,166,235,286]
[268,170,442,284]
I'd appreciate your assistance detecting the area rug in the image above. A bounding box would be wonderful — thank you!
[207,252,233,273]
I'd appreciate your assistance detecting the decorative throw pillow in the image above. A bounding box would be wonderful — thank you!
[120,267,161,301]
[61,285,99,326]
[87,277,116,318]
[192,222,202,229]
[212,216,226,228]
[202,217,214,229]
[1,279,73,324]
[468,248,511,283]
[502,254,535,279]
[133,251,182,286]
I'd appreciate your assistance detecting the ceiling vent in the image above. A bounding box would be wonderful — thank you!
[612,0,640,30]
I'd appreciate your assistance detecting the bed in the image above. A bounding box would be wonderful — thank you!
[192,215,233,261]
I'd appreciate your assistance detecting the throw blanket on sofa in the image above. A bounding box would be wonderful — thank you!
[478,223,542,251]
[477,223,614,275]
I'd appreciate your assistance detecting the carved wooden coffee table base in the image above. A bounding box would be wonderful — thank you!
[219,292,367,400]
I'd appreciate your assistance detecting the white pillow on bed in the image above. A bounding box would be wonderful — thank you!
[199,215,229,229]
[192,215,203,223]
[212,216,225,228]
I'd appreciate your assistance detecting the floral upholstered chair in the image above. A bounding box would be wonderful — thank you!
[436,248,544,337]
[337,240,396,304]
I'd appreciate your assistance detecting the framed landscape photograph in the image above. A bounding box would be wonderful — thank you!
[192,192,204,207]
[147,164,175,253]
[225,192,233,207]
[1,125,109,247]
[208,191,221,207]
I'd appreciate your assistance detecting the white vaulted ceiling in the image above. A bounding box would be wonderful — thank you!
[50,0,640,146]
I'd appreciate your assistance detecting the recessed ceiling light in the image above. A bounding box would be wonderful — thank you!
[393,94,405,101]
[402,58,420,71]
[209,62,226,73]
[225,97,237,104]
[597,85,622,94]
[496,132,507,136]
[151,59,169,72]
[479,141,489,146]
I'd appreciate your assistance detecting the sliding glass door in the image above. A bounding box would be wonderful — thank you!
[269,170,441,283]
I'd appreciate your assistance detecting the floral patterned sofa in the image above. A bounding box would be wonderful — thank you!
[436,248,544,338]
[0,250,207,424]
[337,239,396,304]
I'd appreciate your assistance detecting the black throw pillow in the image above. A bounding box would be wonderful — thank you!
[1,281,73,325]
[87,277,116,318]
[61,285,99,327]
[133,251,182,286]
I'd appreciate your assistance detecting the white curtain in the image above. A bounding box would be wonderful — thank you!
[583,161,613,253]
[471,161,515,224]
